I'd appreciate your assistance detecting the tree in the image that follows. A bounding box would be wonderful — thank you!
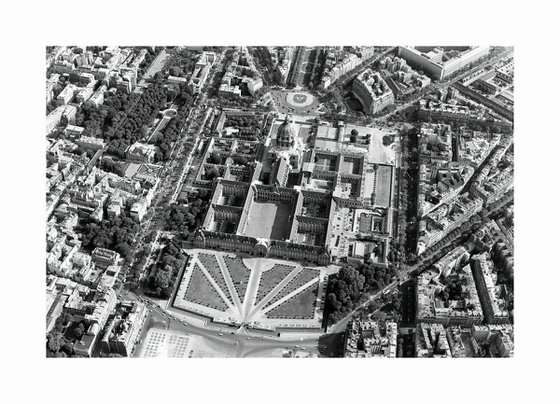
[169,67,184,77]
[233,155,249,166]
[61,341,74,355]
[46,99,59,114]
[204,166,220,181]
[382,135,393,146]
[99,158,119,175]
[167,89,179,102]
[47,332,62,352]
[349,129,358,143]
[140,124,150,137]
[78,214,139,253]
[68,71,81,84]
[154,269,172,291]
[61,312,73,326]
[73,323,85,339]
[142,237,188,299]
[115,242,132,258]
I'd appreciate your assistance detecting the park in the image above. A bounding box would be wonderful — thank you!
[172,250,330,332]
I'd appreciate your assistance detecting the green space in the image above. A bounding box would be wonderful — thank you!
[197,253,234,305]
[164,189,211,236]
[266,282,319,319]
[255,264,296,304]
[223,256,251,303]
[184,263,229,311]
[325,262,398,325]
[264,268,320,309]
[77,213,139,265]
[142,238,187,299]
[163,47,201,78]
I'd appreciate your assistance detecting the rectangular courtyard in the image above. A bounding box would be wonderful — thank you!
[244,201,293,240]
[375,165,393,207]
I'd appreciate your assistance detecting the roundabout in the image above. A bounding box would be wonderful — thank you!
[285,91,316,108]
[269,89,321,116]
[299,61,314,74]
[163,108,178,118]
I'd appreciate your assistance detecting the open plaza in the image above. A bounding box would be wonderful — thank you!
[243,200,293,240]
[269,90,320,116]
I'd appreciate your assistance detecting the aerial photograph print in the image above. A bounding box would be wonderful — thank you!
[45,45,514,358]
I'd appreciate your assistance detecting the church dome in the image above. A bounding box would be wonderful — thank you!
[276,115,296,148]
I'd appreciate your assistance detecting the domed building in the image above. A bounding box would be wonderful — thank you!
[275,115,296,149]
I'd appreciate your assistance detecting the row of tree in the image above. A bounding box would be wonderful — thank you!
[398,128,420,261]
[216,95,257,109]
[153,86,196,162]
[249,47,285,87]
[308,49,327,90]
[137,48,158,78]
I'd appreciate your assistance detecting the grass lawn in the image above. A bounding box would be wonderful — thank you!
[184,263,228,311]
[266,282,319,319]
[255,264,296,304]
[223,256,251,303]
[264,268,320,309]
[197,253,233,305]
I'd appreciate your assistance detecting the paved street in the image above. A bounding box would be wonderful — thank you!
[132,293,323,357]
